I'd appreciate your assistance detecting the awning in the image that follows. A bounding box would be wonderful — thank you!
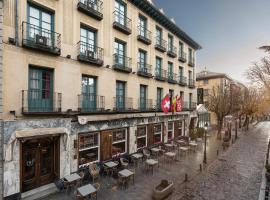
[5,127,69,162]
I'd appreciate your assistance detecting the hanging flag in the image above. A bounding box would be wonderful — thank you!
[171,96,177,114]
[176,96,182,112]
[161,94,171,114]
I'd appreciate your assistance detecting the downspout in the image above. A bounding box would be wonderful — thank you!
[15,0,19,46]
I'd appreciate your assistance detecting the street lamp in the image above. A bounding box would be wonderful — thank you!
[203,122,208,164]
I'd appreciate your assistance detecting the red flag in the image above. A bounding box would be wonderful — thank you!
[161,94,171,114]
[176,96,182,112]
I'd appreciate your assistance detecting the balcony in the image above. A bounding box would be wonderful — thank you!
[188,79,196,88]
[155,37,167,52]
[167,45,177,58]
[155,101,162,112]
[78,94,105,113]
[155,69,167,82]
[77,0,103,20]
[113,54,132,73]
[22,22,61,55]
[137,63,152,78]
[178,51,187,63]
[137,26,152,45]
[113,97,133,111]
[178,76,187,86]
[182,101,196,111]
[22,90,62,114]
[113,11,132,35]
[77,41,104,66]
[167,73,178,84]
[138,99,155,111]
[188,57,195,67]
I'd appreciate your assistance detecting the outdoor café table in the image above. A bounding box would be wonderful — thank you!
[164,152,176,164]
[179,147,189,156]
[165,143,174,151]
[118,169,135,185]
[189,142,198,152]
[151,148,160,159]
[77,183,97,199]
[104,161,118,177]
[177,140,187,146]
[145,159,158,174]
[131,153,143,167]
[64,173,81,183]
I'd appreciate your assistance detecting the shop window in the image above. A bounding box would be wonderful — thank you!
[168,122,174,140]
[179,121,183,136]
[154,124,162,144]
[112,129,127,155]
[137,126,147,149]
[78,132,99,167]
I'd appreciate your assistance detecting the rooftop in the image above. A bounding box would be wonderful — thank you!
[196,70,232,81]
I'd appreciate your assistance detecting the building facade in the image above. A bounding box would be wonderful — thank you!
[2,0,200,198]
[0,0,3,198]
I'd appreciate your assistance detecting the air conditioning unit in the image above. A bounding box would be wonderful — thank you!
[36,34,47,46]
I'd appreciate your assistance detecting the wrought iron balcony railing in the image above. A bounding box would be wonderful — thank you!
[137,63,152,78]
[77,41,104,66]
[167,45,177,58]
[22,22,61,55]
[77,0,103,20]
[178,76,187,86]
[167,73,178,84]
[113,54,132,73]
[182,101,197,111]
[188,79,196,88]
[155,37,167,52]
[138,98,154,111]
[113,97,133,111]
[22,90,62,114]
[155,69,167,81]
[137,25,152,45]
[78,94,105,112]
[188,57,195,67]
[113,11,132,35]
[178,51,187,63]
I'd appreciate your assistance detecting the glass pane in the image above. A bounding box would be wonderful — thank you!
[42,12,51,24]
[40,147,52,176]
[29,6,39,19]
[24,150,36,180]
[79,147,99,166]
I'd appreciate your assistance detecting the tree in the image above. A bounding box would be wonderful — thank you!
[208,85,232,140]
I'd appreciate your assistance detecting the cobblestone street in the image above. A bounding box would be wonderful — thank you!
[175,122,269,200]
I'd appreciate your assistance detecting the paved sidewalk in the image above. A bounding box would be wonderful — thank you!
[175,122,269,200]
[42,131,225,200]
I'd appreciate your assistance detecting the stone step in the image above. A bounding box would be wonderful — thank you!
[22,183,59,200]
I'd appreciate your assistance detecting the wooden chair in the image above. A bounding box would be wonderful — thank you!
[89,163,100,183]
[78,171,85,186]
[120,158,129,169]
[143,148,151,160]
[91,183,100,200]
[76,191,85,200]
[118,175,128,190]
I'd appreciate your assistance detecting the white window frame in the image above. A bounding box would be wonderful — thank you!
[178,120,184,136]
[154,123,162,144]
[168,121,174,140]
[136,126,147,149]
[112,128,127,156]
[78,132,100,168]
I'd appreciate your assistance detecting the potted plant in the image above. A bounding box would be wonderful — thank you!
[265,164,270,181]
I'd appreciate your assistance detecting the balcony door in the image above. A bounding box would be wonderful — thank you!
[140,85,147,110]
[156,57,162,76]
[82,76,97,111]
[156,88,163,110]
[115,0,126,26]
[116,81,125,110]
[138,50,146,71]
[80,27,96,57]
[115,40,126,67]
[138,15,147,37]
[28,67,53,112]
[27,4,53,46]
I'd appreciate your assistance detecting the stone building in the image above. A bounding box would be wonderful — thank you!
[2,0,200,198]
[0,0,3,199]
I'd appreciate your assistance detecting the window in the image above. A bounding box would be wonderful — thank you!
[82,76,97,111]
[180,91,184,100]
[156,57,162,76]
[189,93,193,108]
[178,121,183,136]
[179,42,184,53]
[154,124,162,144]
[157,87,163,110]
[138,49,147,69]
[137,126,147,149]
[140,85,147,110]
[80,26,96,55]
[114,40,126,67]
[203,79,208,85]
[168,35,173,51]
[188,70,192,80]
[168,62,173,78]
[28,67,53,112]
[116,81,125,109]
[156,26,162,45]
[28,4,53,43]
[115,0,126,26]
[168,122,174,140]
[138,15,147,37]
[112,129,127,155]
[169,89,174,109]
[78,132,99,166]
[188,48,193,62]
[179,67,183,77]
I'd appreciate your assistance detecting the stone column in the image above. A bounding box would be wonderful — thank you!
[0,0,3,198]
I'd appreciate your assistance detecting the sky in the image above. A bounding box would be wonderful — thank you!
[153,0,270,83]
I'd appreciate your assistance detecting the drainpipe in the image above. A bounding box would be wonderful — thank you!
[15,0,19,46]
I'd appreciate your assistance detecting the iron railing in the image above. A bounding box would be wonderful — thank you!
[179,51,187,62]
[167,72,178,84]
[137,25,152,44]
[77,41,104,66]
[188,57,195,67]
[137,63,152,77]
[167,45,177,57]
[155,69,167,81]
[113,97,133,111]
[155,37,167,52]
[77,0,103,20]
[178,76,187,86]
[22,22,61,55]
[138,98,154,111]
[113,53,132,72]
[22,90,62,113]
[78,94,105,112]
[113,11,132,34]
[188,79,195,88]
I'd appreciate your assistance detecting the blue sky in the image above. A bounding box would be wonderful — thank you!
[153,0,270,82]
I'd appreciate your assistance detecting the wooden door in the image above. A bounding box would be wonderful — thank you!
[147,124,154,146]
[174,121,179,139]
[100,131,112,161]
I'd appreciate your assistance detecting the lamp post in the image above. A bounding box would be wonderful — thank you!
[203,123,208,164]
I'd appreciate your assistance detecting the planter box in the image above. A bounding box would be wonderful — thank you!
[152,180,174,200]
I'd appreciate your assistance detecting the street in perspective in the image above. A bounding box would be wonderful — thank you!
[1,0,270,200]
